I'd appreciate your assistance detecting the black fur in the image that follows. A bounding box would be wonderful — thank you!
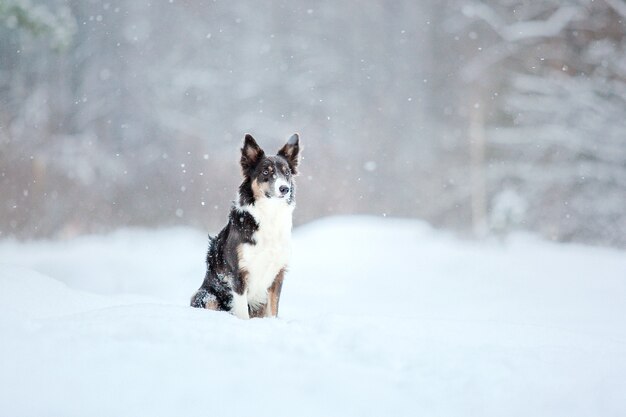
[238,177,255,207]
[191,208,258,310]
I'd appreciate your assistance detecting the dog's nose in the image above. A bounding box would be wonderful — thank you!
[279,185,290,195]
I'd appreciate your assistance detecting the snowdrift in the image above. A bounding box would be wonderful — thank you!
[1,217,625,416]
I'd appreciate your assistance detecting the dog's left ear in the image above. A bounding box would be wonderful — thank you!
[241,134,265,175]
[277,133,300,174]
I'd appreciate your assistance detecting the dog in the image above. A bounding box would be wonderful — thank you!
[190,133,300,319]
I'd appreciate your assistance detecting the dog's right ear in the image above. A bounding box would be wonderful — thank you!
[241,134,264,175]
[278,133,300,175]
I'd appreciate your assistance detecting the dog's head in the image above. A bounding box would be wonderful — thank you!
[239,133,300,204]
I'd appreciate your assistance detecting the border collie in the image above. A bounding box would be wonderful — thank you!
[190,133,301,319]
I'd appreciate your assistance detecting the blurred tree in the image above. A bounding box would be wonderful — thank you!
[0,0,75,49]
[0,0,624,247]
[456,0,626,245]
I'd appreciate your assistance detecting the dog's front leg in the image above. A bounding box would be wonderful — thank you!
[249,303,266,318]
[265,269,285,317]
[231,291,250,319]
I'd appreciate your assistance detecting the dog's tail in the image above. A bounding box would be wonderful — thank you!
[205,234,215,266]
[207,233,217,251]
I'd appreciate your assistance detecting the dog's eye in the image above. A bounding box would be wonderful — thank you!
[263,170,269,176]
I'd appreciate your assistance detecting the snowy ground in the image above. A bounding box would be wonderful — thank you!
[1,216,625,417]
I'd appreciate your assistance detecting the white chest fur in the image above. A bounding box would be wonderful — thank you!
[239,198,294,308]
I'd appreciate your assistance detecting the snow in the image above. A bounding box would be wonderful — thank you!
[1,216,626,416]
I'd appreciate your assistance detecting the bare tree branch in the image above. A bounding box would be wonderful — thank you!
[462,3,584,42]
[604,0,626,18]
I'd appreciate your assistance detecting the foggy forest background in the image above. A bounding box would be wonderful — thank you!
[1,0,625,248]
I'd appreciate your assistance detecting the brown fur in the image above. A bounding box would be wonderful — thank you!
[251,178,270,200]
[249,303,267,318]
[266,268,285,317]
